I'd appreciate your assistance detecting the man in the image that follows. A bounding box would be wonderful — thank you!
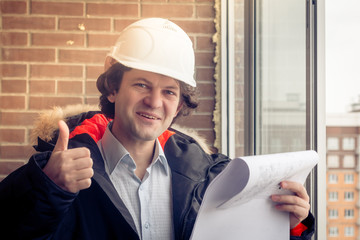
[0,18,314,239]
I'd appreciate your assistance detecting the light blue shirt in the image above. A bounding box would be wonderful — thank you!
[97,123,174,240]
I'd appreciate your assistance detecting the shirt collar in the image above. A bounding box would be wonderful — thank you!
[98,122,169,176]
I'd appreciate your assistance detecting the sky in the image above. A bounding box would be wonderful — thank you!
[326,0,360,113]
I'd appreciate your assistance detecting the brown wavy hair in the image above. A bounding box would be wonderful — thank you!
[96,62,199,122]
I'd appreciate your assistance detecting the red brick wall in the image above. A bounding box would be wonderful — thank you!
[0,0,217,181]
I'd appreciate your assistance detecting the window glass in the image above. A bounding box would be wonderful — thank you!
[327,137,339,150]
[344,209,354,218]
[345,226,354,236]
[329,192,338,201]
[343,155,355,168]
[254,0,307,154]
[344,174,354,184]
[327,155,339,168]
[342,137,355,150]
[329,227,338,237]
[344,192,354,201]
[328,174,338,184]
[328,209,338,219]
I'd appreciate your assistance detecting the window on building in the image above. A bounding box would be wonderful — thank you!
[327,137,339,150]
[327,155,340,168]
[344,209,354,218]
[343,155,355,168]
[329,227,339,237]
[344,226,354,237]
[342,137,355,150]
[328,174,338,184]
[328,209,338,219]
[344,174,354,184]
[344,192,354,201]
[329,192,338,201]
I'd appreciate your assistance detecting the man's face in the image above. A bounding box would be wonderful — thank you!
[108,68,182,145]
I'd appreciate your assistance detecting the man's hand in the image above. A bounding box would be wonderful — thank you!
[43,120,94,193]
[271,181,310,229]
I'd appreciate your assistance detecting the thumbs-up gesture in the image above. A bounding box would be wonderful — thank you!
[43,120,94,193]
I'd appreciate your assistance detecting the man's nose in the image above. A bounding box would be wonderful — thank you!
[143,90,163,109]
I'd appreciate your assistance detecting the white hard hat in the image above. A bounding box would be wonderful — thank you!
[107,18,196,87]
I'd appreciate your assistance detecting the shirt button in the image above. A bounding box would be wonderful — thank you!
[144,222,150,229]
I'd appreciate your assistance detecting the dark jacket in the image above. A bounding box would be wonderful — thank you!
[0,111,315,240]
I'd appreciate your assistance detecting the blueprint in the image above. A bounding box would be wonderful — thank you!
[190,150,319,240]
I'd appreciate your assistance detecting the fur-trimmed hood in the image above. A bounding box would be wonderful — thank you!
[31,104,213,154]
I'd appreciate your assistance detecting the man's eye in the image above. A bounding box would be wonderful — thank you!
[165,90,175,96]
[136,83,147,88]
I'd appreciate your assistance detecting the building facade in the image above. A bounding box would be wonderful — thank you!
[327,113,360,239]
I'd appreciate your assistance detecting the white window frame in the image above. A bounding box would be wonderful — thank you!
[329,227,338,237]
[327,137,339,150]
[344,226,354,236]
[328,192,338,201]
[342,137,355,150]
[221,0,326,238]
[344,192,354,201]
[328,209,338,219]
[344,209,354,218]
[344,174,354,184]
[328,174,338,184]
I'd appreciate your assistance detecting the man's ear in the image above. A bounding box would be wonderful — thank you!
[175,101,184,116]
[104,56,117,71]
[107,92,117,103]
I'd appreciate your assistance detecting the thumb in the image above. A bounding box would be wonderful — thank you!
[53,120,69,152]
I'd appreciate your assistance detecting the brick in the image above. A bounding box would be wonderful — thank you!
[29,80,55,94]
[114,19,140,32]
[169,0,194,2]
[87,3,138,17]
[86,66,104,79]
[0,64,27,77]
[196,129,215,147]
[0,112,38,126]
[85,97,99,105]
[196,5,215,18]
[0,96,25,109]
[2,48,55,62]
[2,16,55,30]
[141,0,166,2]
[32,33,85,47]
[175,114,213,128]
[0,32,28,46]
[197,99,215,113]
[173,20,215,34]
[0,146,34,159]
[30,65,83,78]
[142,4,193,18]
[85,80,99,95]
[197,82,215,97]
[196,68,215,82]
[196,36,215,51]
[0,161,25,175]
[1,80,27,93]
[0,1,27,14]
[195,52,215,67]
[59,49,107,64]
[88,34,119,48]
[59,18,111,31]
[29,96,82,110]
[0,129,26,143]
[57,81,83,94]
[31,1,83,16]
